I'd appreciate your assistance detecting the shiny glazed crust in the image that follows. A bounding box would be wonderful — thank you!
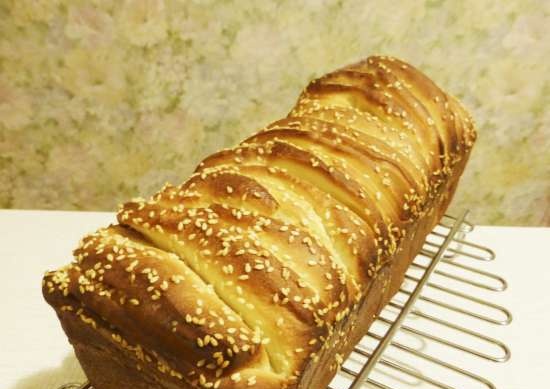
[43,56,476,389]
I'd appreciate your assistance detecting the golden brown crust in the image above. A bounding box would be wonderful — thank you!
[43,55,476,389]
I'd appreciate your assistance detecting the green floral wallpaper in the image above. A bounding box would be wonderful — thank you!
[0,0,548,225]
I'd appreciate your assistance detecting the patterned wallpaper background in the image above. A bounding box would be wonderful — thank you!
[0,0,548,225]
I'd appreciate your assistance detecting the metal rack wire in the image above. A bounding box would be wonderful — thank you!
[58,211,511,389]
[329,211,511,389]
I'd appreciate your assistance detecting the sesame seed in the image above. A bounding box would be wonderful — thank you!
[125,260,139,272]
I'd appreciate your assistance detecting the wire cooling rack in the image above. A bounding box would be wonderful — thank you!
[58,211,511,389]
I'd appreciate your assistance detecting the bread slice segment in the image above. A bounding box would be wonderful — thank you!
[118,198,356,378]
[43,225,282,388]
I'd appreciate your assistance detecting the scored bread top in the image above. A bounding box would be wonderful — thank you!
[43,55,476,389]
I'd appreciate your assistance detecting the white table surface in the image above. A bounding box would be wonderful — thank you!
[0,210,549,389]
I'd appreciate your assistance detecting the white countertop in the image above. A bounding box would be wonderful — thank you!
[0,210,549,389]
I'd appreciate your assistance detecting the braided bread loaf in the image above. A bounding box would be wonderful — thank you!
[43,56,476,389]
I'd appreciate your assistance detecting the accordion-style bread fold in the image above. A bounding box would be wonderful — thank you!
[43,55,476,389]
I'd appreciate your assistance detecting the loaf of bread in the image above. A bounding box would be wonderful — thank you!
[43,56,476,389]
